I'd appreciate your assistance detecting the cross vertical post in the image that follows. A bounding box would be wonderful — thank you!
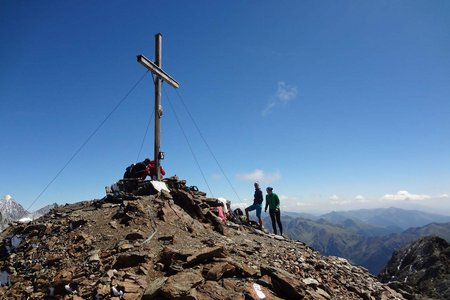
[137,33,180,180]
[154,33,162,180]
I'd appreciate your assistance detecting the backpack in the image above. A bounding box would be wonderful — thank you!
[234,208,243,216]
[132,162,147,178]
[123,164,135,179]
[123,162,147,179]
[231,208,247,224]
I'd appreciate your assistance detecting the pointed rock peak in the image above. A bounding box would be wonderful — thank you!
[0,194,29,222]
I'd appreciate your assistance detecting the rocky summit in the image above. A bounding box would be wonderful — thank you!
[378,236,450,300]
[0,177,405,299]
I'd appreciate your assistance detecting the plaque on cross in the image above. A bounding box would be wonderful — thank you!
[137,33,179,180]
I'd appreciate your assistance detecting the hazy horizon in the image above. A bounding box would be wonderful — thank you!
[3,193,449,218]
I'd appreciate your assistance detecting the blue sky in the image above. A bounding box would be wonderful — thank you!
[1,1,449,214]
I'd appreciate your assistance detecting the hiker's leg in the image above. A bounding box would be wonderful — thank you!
[245,204,256,224]
[256,205,262,229]
[269,209,277,234]
[275,209,283,235]
[245,207,250,223]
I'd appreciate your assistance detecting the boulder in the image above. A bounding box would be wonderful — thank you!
[159,270,203,299]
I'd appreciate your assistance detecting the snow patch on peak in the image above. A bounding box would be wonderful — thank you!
[18,217,33,223]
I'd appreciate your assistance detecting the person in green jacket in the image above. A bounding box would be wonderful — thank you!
[264,187,283,236]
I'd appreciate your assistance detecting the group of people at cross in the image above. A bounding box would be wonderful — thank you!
[123,158,165,180]
[245,182,283,236]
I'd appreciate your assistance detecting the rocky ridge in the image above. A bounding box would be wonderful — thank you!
[378,236,450,300]
[0,177,405,299]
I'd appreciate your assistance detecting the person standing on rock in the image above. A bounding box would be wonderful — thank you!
[245,182,264,229]
[264,187,283,236]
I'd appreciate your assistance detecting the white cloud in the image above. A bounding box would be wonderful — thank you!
[262,81,298,116]
[354,195,368,203]
[237,169,264,181]
[329,195,352,205]
[295,202,313,207]
[381,190,431,202]
[278,195,313,211]
[328,194,368,205]
[279,195,294,201]
[331,199,352,205]
[439,194,449,198]
[276,81,298,103]
[236,169,281,183]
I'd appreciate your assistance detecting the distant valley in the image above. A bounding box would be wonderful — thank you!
[263,207,450,274]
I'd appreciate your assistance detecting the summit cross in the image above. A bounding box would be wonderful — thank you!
[137,33,180,180]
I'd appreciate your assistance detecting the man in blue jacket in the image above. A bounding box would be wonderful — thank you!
[245,182,264,229]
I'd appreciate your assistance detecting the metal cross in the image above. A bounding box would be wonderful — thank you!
[137,33,180,180]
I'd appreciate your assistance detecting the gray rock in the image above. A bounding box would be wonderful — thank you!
[142,277,168,299]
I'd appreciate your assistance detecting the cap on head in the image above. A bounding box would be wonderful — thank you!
[266,187,273,191]
[144,158,151,164]
[254,181,259,187]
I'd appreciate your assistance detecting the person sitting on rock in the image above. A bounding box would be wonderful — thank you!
[123,158,165,180]
[123,158,151,179]
[245,182,264,229]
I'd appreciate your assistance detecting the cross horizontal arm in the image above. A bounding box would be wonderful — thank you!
[137,54,180,89]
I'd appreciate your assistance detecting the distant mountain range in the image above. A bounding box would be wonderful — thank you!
[318,207,450,231]
[0,195,57,231]
[263,207,450,275]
